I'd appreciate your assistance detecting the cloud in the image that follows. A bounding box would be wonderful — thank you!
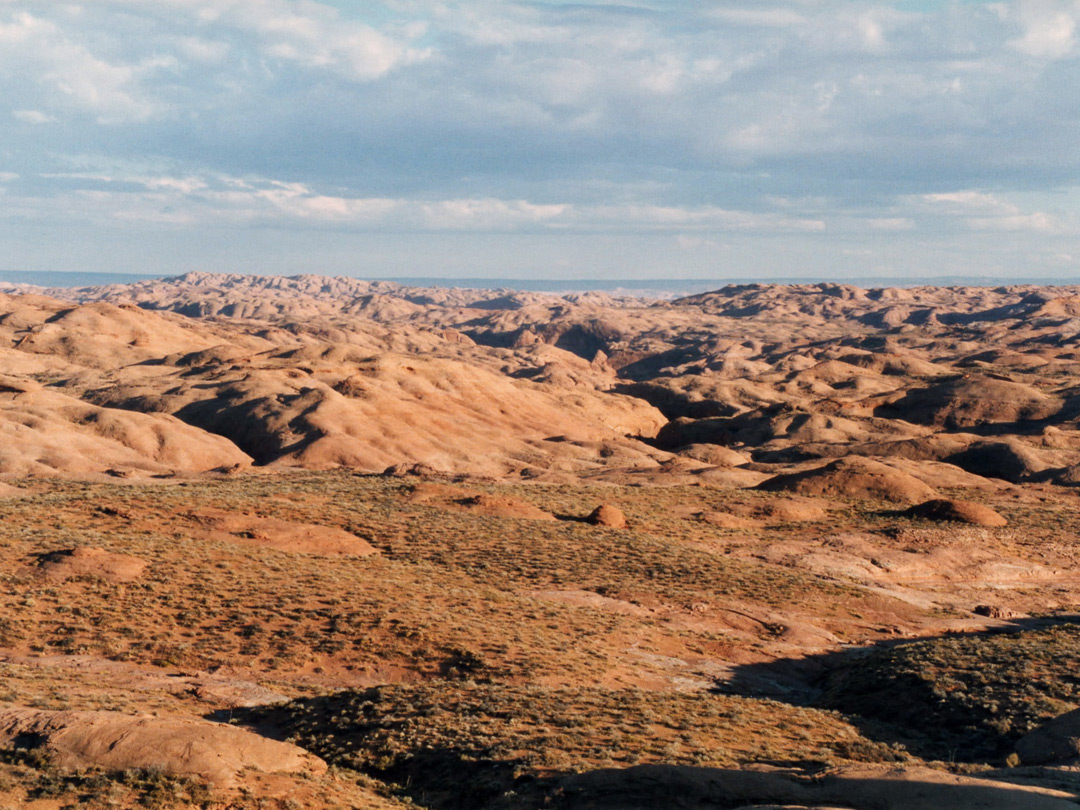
[420,198,568,229]
[237,183,402,223]
[247,8,428,80]
[705,8,807,27]
[867,217,916,231]
[921,190,1015,215]
[174,36,230,64]
[676,235,727,251]
[4,0,1078,186]
[111,0,430,81]
[6,165,833,237]
[967,211,1058,232]
[583,204,826,232]
[12,109,56,124]
[919,189,1061,232]
[0,10,164,123]
[0,1,430,130]
[1008,2,1077,58]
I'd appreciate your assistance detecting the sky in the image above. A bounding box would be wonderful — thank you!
[1,0,1080,282]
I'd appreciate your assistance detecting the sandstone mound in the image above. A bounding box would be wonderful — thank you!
[37,547,147,582]
[170,344,251,367]
[654,417,734,449]
[93,352,665,477]
[0,291,70,330]
[0,389,252,476]
[692,466,773,488]
[0,706,325,787]
[782,360,903,398]
[1048,464,1080,487]
[658,406,915,453]
[1031,295,1080,319]
[193,510,378,556]
[817,438,1018,490]
[879,375,1061,428]
[3,297,239,369]
[1016,707,1080,765]
[676,443,751,467]
[904,499,1007,527]
[838,433,976,463]
[756,457,937,504]
[753,498,829,523]
[875,456,1004,490]
[0,373,43,394]
[457,494,556,521]
[587,503,627,529]
[696,498,828,526]
[944,439,1060,483]
[837,351,946,377]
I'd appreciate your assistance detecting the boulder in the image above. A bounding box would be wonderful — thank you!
[587,504,628,529]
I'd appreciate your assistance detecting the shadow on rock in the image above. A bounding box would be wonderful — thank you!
[547,763,1079,810]
[716,615,1080,764]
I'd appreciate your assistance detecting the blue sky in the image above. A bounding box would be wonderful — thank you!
[1,0,1079,281]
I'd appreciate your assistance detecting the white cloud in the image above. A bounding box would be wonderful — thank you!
[676,235,727,251]
[45,55,152,123]
[139,176,209,194]
[921,190,1018,215]
[253,16,423,81]
[705,9,807,28]
[175,35,230,64]
[0,10,162,123]
[243,183,401,222]
[858,14,887,51]
[1009,2,1077,58]
[867,217,915,231]
[967,211,1058,232]
[919,189,1061,232]
[585,204,826,232]
[114,0,430,81]
[12,109,56,124]
[5,166,832,236]
[420,198,568,229]
[0,0,429,133]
